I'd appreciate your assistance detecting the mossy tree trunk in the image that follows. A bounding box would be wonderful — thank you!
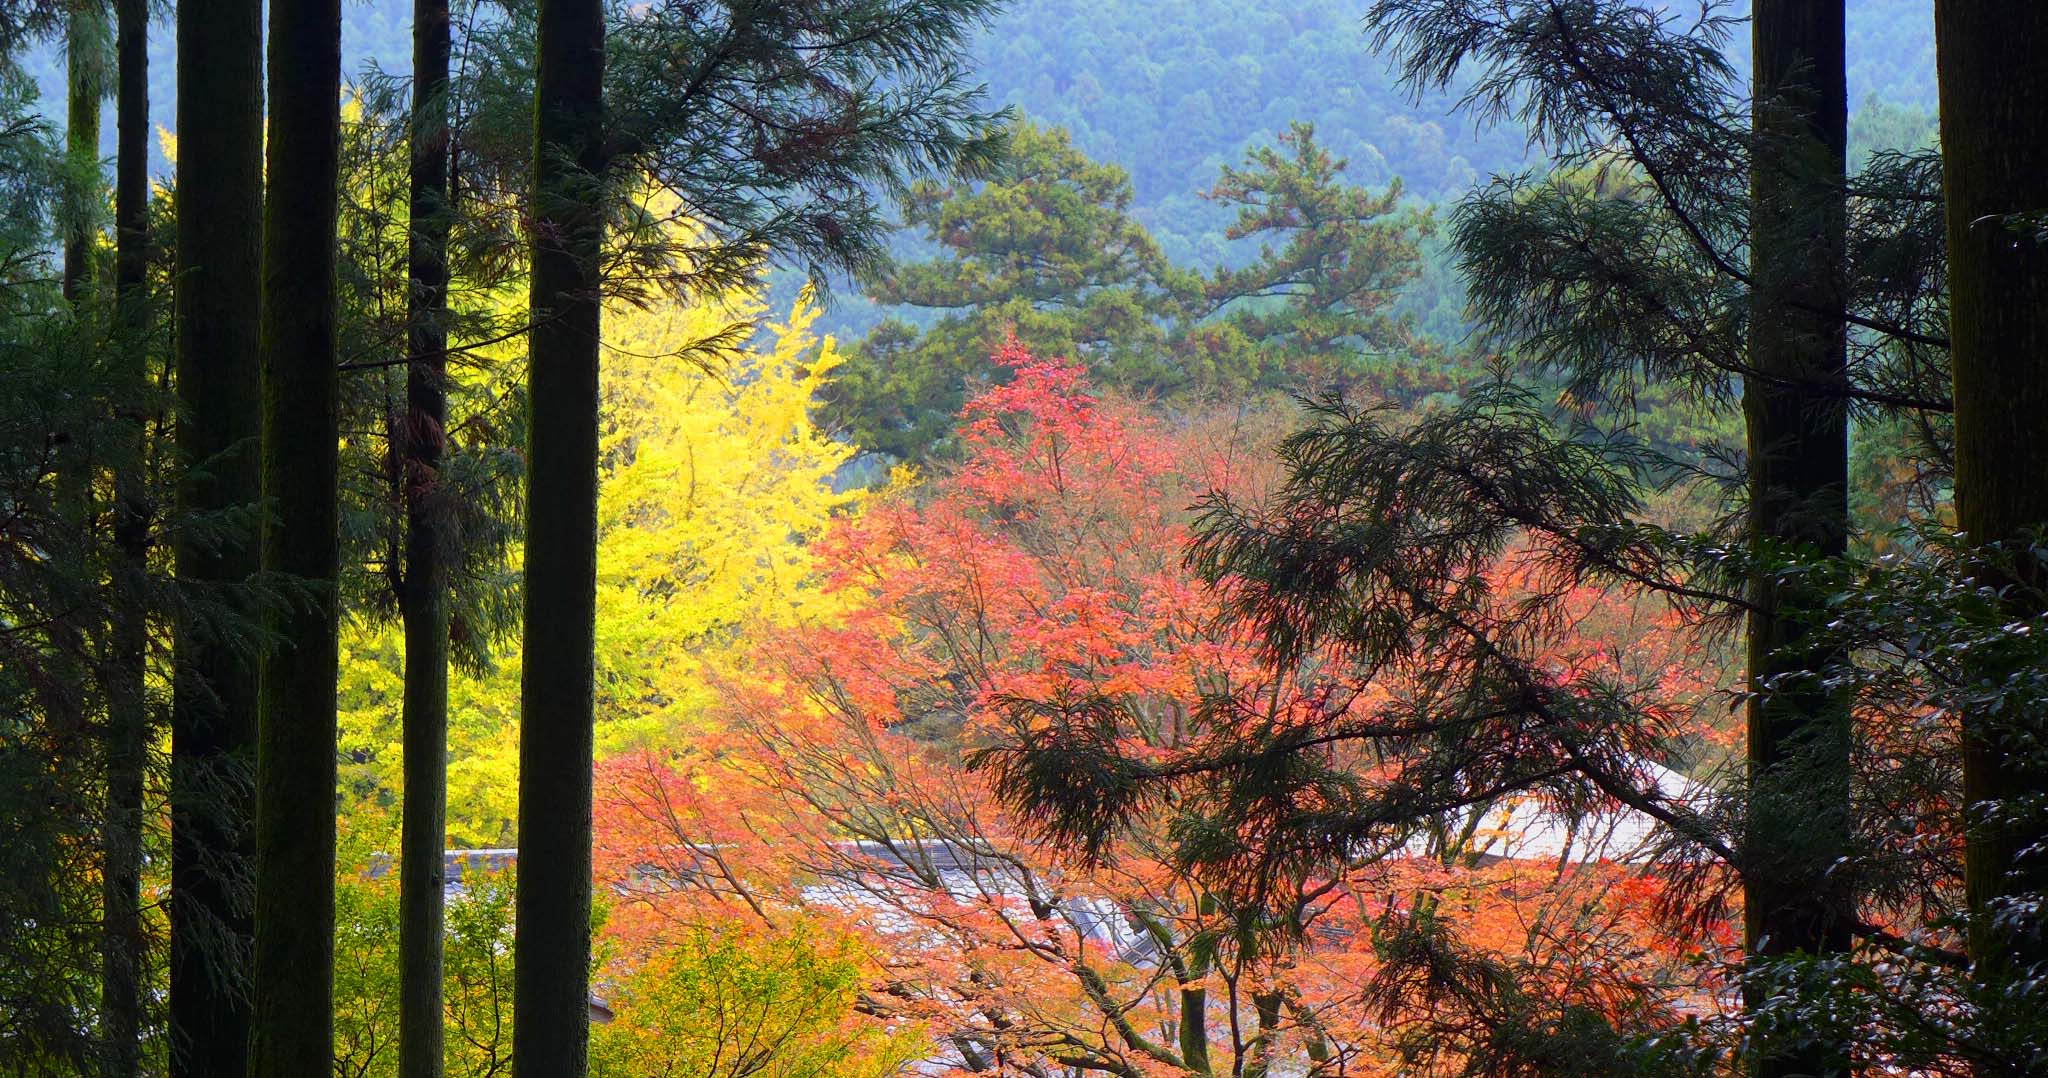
[168,0,264,1071]
[62,0,104,307]
[1935,1,2048,983]
[55,1,107,562]
[100,0,148,1070]
[1743,3,1853,1074]
[399,0,454,1073]
[512,0,606,1072]
[249,0,343,1069]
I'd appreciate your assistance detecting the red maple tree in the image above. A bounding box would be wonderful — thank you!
[594,347,1728,1074]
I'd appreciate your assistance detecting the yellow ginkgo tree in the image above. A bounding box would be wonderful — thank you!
[592,288,862,752]
[339,283,864,847]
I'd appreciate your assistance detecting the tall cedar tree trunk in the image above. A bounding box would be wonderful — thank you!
[101,0,148,1070]
[63,0,101,306]
[168,0,263,1070]
[399,0,454,1073]
[249,0,343,1068]
[1743,3,1853,1074]
[1935,4,2048,978]
[513,0,605,1071]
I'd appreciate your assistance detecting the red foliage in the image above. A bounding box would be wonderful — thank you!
[592,348,1730,1074]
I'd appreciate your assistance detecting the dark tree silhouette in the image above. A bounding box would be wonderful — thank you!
[100,0,150,1069]
[1937,1,2048,984]
[399,0,456,1075]
[1742,4,1854,1073]
[167,0,263,1070]
[249,0,344,1066]
[510,0,607,1071]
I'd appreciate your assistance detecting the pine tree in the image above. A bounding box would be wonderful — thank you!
[1935,0,2048,982]
[832,116,1428,462]
[249,0,343,1067]
[1200,121,1428,379]
[0,90,114,1068]
[833,117,1183,458]
[511,0,606,1071]
[168,0,264,1070]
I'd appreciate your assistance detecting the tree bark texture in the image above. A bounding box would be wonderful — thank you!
[512,0,606,1073]
[168,0,264,1070]
[1936,1,2048,978]
[399,0,455,1072]
[100,0,149,1069]
[1744,3,1853,1074]
[249,0,344,1069]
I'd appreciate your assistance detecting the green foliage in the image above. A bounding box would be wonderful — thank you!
[19,0,1942,252]
[332,85,527,674]
[955,0,1933,268]
[0,2,2017,1075]
[829,118,1189,457]
[1849,93,1936,163]
[0,85,171,1073]
[832,116,1442,460]
[873,118,1179,316]
[591,925,921,1078]
[331,854,522,1078]
[1728,541,2048,1074]
[1202,120,1432,378]
[437,0,1006,315]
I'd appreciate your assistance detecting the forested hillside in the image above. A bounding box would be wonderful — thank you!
[12,0,1941,358]
[23,0,1936,266]
[975,0,1940,265]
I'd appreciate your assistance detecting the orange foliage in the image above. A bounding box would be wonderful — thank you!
[592,348,1730,1074]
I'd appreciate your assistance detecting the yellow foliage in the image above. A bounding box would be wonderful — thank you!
[338,283,863,846]
[593,288,861,751]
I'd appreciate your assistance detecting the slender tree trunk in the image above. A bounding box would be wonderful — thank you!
[63,0,104,307]
[100,0,149,1070]
[1240,989,1285,1078]
[513,0,606,1071]
[168,0,264,1070]
[248,0,343,1068]
[1935,3,2048,983]
[1293,996,1332,1067]
[1743,3,1852,1075]
[399,0,454,1073]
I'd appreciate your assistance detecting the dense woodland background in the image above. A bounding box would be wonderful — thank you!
[20,0,1942,322]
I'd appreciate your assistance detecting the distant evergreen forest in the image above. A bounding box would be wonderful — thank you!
[18,0,1939,335]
